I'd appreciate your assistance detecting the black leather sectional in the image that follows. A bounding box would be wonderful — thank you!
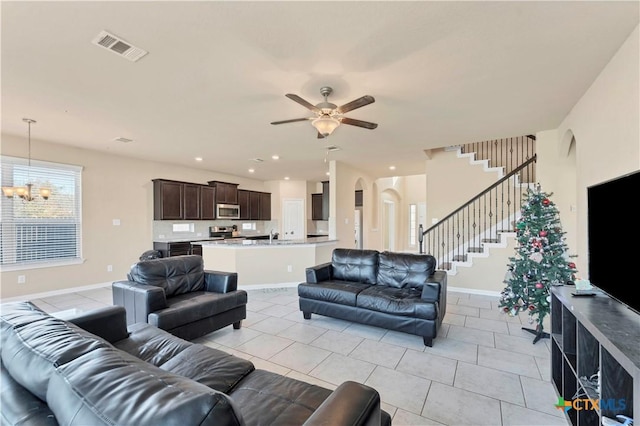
[299,249,447,346]
[0,301,391,426]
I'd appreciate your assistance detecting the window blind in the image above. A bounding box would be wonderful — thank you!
[0,156,82,269]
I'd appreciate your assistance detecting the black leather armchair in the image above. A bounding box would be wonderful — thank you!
[113,255,247,340]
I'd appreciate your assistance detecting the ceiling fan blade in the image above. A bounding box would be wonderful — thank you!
[340,117,378,130]
[285,94,321,114]
[270,118,312,125]
[336,95,375,114]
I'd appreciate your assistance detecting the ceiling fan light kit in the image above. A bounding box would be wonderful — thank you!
[271,86,377,138]
[312,116,341,137]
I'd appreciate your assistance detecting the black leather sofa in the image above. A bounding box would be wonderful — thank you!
[0,301,391,426]
[299,248,447,346]
[112,255,246,340]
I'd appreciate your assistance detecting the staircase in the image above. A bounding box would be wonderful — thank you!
[420,135,536,275]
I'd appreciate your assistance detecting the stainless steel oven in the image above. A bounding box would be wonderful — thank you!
[216,204,240,220]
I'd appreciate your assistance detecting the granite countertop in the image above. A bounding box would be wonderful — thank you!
[155,234,330,244]
[154,237,224,243]
[200,237,335,247]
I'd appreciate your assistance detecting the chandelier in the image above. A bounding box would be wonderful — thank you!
[2,118,51,201]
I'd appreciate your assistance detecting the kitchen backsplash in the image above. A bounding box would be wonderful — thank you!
[307,220,328,235]
[153,220,278,241]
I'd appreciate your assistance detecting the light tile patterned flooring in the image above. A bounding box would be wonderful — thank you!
[28,286,569,426]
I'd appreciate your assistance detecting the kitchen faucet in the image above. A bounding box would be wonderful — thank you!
[269,229,277,243]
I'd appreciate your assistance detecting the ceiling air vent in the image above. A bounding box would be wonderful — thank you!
[250,158,264,163]
[92,31,148,62]
[113,137,133,143]
[325,145,341,152]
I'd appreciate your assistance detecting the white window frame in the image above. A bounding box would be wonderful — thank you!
[0,156,83,271]
[409,203,417,246]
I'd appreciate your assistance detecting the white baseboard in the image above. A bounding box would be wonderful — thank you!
[1,282,112,303]
[239,282,299,290]
[448,286,501,297]
[1,281,499,304]
[1,281,300,304]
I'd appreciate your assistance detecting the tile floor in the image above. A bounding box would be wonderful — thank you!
[27,285,569,426]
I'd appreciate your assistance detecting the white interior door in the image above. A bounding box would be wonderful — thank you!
[282,198,304,240]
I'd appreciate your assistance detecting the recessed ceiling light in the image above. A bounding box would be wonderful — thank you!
[272,155,280,160]
[248,168,255,173]
[284,176,290,180]
[389,166,396,170]
[326,172,330,176]
[195,157,203,162]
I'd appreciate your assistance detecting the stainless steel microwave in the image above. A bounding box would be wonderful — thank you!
[217,204,240,219]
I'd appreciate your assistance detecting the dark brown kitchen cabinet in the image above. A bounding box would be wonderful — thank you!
[311,193,323,220]
[322,181,329,220]
[250,191,261,220]
[200,185,216,220]
[237,189,250,220]
[153,180,184,220]
[236,190,270,220]
[208,181,238,204]
[153,179,217,220]
[260,192,271,220]
[183,184,201,220]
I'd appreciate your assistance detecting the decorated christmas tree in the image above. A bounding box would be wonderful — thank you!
[499,184,577,344]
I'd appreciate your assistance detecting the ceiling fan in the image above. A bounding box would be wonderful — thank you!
[271,86,377,138]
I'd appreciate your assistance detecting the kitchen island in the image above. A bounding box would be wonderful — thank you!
[201,237,337,287]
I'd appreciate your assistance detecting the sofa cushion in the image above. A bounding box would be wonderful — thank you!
[356,286,438,320]
[0,362,57,426]
[114,322,193,365]
[298,281,371,307]
[128,255,205,297]
[47,346,244,426]
[228,369,332,425]
[0,302,110,401]
[148,290,246,330]
[160,344,255,394]
[331,249,379,284]
[376,252,436,289]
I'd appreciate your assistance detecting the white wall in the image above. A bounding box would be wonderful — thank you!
[544,24,639,275]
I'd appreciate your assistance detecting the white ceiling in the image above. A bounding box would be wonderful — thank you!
[2,1,638,182]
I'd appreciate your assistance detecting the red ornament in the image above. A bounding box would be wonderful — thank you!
[568,262,576,269]
[503,307,509,313]
[539,230,547,237]
[542,198,550,206]
[535,282,544,289]
[528,305,535,311]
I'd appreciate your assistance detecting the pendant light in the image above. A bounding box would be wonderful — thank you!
[2,118,50,201]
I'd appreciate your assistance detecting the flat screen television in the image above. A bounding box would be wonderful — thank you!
[587,169,640,314]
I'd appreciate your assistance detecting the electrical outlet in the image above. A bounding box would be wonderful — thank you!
[107,265,113,272]
[159,234,165,239]
[287,265,292,272]
[18,275,26,284]
[112,219,121,226]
